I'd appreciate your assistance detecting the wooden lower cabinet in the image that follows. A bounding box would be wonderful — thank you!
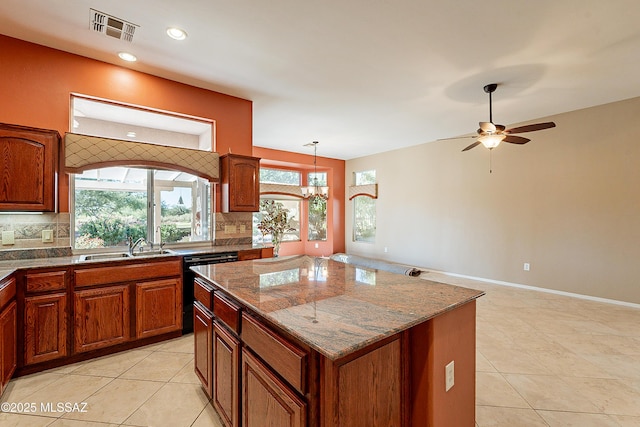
[0,301,17,395]
[74,285,130,353]
[213,321,240,427]
[25,293,67,364]
[194,302,213,398]
[135,278,182,339]
[242,348,306,427]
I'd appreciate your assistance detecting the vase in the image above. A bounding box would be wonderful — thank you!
[272,236,281,257]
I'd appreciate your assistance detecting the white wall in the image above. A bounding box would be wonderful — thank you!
[346,96,640,304]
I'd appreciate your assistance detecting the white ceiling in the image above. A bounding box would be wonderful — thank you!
[2,0,640,160]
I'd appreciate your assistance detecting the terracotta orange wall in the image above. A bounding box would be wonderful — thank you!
[0,35,252,213]
[252,146,346,256]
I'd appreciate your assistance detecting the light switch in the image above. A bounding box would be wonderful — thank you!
[2,230,15,245]
[42,229,54,243]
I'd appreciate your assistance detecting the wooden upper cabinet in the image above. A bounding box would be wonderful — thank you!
[0,123,60,212]
[220,154,260,212]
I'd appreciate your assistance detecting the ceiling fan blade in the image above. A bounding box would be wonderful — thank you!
[503,135,531,144]
[479,122,496,132]
[437,135,476,141]
[506,122,556,134]
[462,141,481,152]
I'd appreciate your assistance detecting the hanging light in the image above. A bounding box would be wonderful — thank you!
[301,141,329,205]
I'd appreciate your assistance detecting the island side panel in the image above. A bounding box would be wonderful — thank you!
[320,336,404,427]
[410,300,477,427]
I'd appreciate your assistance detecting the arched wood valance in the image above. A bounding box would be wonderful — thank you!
[64,133,219,181]
[260,183,305,199]
[348,184,377,200]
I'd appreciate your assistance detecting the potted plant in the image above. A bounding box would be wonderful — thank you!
[257,199,296,257]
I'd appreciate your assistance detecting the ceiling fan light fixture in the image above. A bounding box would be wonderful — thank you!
[478,133,505,149]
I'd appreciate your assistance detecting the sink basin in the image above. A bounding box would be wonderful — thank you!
[131,249,175,257]
[80,252,132,261]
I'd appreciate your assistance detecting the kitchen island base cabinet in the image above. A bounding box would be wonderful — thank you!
[213,321,240,427]
[194,302,213,399]
[74,285,130,353]
[242,348,306,427]
[25,293,67,364]
[0,301,17,395]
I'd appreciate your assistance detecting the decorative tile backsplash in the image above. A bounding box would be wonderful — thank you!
[214,212,254,246]
[0,211,256,256]
[0,212,71,251]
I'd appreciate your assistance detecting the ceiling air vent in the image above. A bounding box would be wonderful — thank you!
[90,9,138,42]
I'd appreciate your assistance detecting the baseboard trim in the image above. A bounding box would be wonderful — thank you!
[433,270,640,310]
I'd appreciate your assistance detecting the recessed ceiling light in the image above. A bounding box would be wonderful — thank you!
[126,131,137,138]
[166,27,187,40]
[118,52,137,62]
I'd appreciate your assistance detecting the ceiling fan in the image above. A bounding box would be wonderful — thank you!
[447,83,556,152]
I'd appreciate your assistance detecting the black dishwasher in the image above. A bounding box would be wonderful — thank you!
[182,251,238,333]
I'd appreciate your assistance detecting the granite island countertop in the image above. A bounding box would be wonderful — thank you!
[192,254,484,360]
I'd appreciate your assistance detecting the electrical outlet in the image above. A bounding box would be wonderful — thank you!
[524,262,530,271]
[445,360,455,392]
[224,225,237,234]
[384,246,388,253]
[239,225,246,233]
[42,229,54,243]
[1,230,15,245]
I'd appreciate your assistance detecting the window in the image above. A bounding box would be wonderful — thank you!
[74,167,210,249]
[70,95,214,250]
[353,170,376,242]
[308,172,327,241]
[253,168,301,244]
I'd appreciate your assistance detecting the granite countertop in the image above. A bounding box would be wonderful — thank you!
[192,255,484,361]
[0,244,267,280]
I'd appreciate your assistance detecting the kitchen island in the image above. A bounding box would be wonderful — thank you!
[192,255,483,427]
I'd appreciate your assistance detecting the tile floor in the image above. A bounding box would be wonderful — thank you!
[1,272,639,426]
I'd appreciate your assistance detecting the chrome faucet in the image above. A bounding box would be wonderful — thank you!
[156,226,164,250]
[128,237,148,255]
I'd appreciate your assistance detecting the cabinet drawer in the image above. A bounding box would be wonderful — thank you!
[238,249,261,261]
[194,278,214,311]
[214,293,240,334]
[26,270,66,293]
[241,313,307,393]
[75,259,181,287]
[0,276,16,309]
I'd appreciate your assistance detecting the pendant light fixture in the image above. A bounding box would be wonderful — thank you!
[301,141,329,205]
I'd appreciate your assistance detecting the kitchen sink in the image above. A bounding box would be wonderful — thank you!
[80,252,132,261]
[131,249,175,257]
[80,249,175,261]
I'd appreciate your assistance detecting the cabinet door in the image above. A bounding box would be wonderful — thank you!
[213,321,240,427]
[0,123,59,211]
[242,348,306,427]
[194,302,213,398]
[135,278,182,339]
[221,154,260,212]
[0,301,17,395]
[25,293,67,364]
[74,285,130,353]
